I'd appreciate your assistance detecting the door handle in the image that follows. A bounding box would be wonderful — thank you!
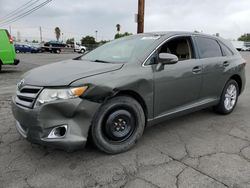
[192,66,202,74]
[223,61,229,67]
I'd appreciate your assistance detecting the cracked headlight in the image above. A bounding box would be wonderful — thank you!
[34,86,88,107]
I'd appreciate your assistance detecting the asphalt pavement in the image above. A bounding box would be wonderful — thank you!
[0,52,250,188]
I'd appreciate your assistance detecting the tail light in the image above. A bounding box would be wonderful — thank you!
[9,36,14,44]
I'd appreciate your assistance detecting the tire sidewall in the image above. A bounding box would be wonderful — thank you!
[219,79,239,114]
[91,96,145,154]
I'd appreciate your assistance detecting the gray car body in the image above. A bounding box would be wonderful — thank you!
[12,31,246,151]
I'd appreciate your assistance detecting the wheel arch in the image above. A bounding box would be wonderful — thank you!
[114,90,148,125]
[230,74,242,94]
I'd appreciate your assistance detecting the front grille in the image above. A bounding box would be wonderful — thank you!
[16,85,43,108]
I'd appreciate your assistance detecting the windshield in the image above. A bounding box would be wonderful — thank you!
[82,35,161,63]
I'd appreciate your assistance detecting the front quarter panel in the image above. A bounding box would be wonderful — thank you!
[70,63,154,119]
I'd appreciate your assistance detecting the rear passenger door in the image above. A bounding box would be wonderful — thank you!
[194,36,227,100]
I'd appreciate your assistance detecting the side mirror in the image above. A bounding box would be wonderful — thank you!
[159,53,178,65]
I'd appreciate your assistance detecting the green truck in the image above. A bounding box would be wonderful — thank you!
[0,29,19,71]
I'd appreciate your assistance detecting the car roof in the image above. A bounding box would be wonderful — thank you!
[143,31,238,54]
[144,31,219,38]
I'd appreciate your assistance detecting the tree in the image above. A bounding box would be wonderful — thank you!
[81,36,98,50]
[66,38,74,45]
[81,36,96,45]
[116,24,121,33]
[238,33,250,41]
[114,32,132,39]
[98,40,109,45]
[55,27,61,41]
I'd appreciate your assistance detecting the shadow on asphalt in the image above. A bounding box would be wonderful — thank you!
[0,69,22,74]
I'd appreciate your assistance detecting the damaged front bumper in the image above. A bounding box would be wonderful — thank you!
[11,97,100,152]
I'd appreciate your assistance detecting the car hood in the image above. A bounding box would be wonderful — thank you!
[22,59,123,86]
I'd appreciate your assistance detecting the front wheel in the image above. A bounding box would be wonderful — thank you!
[91,96,145,154]
[214,79,239,114]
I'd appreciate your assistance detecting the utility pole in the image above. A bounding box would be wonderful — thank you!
[39,26,42,43]
[17,31,21,42]
[9,26,11,35]
[137,0,145,33]
[95,30,98,42]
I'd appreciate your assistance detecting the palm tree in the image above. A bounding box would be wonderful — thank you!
[116,24,121,33]
[55,27,61,41]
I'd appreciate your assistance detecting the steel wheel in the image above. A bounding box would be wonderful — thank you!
[91,96,145,154]
[104,109,135,142]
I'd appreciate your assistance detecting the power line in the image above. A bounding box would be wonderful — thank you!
[0,0,52,27]
[0,0,40,21]
[0,0,51,25]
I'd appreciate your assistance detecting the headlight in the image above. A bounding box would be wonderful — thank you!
[34,86,88,107]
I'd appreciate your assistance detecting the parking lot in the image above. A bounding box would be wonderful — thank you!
[0,52,250,188]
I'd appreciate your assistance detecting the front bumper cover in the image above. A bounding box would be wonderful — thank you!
[11,97,100,152]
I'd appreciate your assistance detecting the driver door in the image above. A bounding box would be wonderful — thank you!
[153,36,203,118]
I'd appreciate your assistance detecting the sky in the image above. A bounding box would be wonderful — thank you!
[0,0,249,42]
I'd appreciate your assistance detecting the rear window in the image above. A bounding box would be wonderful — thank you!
[196,37,222,58]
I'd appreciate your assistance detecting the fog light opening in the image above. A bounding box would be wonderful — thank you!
[48,125,67,139]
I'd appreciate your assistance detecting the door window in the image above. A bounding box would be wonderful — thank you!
[219,42,234,56]
[195,37,222,58]
[159,37,194,61]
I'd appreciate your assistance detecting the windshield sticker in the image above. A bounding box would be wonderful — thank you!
[141,36,161,40]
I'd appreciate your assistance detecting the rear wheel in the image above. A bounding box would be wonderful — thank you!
[214,79,239,114]
[91,96,145,154]
[0,64,2,72]
[80,49,85,53]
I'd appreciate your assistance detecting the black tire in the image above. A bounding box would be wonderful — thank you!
[214,79,239,114]
[80,49,85,53]
[56,49,61,54]
[91,96,145,154]
[0,64,2,72]
[16,50,20,53]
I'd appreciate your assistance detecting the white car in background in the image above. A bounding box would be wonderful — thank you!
[74,43,87,53]
[241,46,250,51]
